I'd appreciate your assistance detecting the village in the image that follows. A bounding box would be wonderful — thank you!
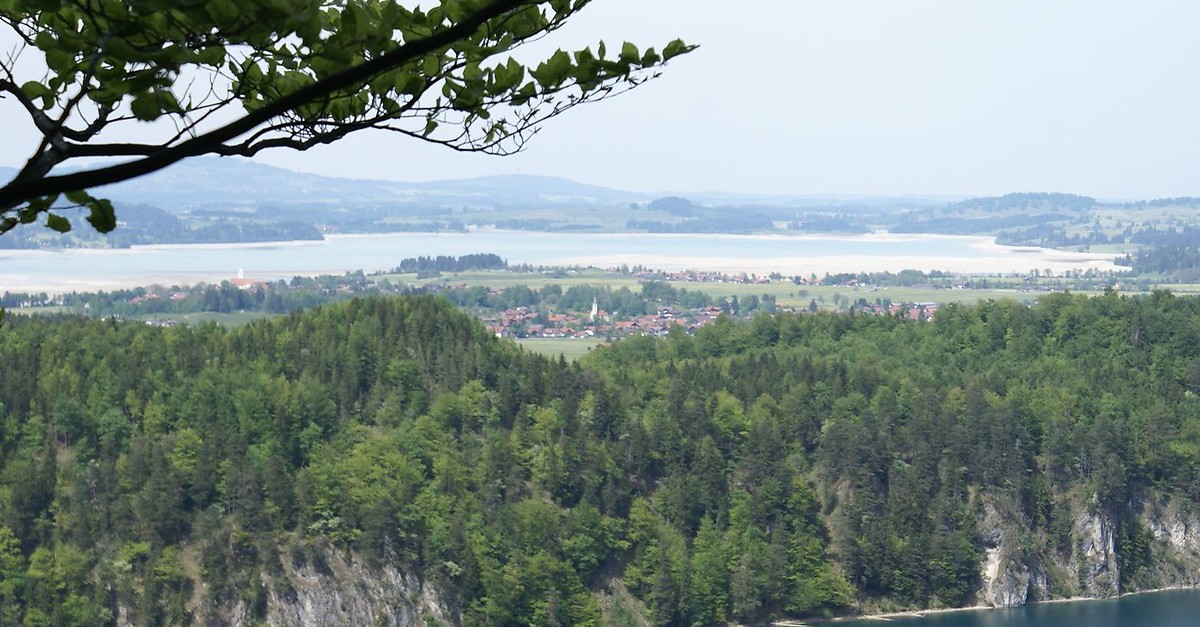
[477,288,940,339]
[2,263,943,335]
[481,298,732,339]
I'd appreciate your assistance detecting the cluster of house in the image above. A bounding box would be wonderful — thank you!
[46,267,946,334]
[853,301,939,321]
[486,299,941,340]
[484,304,732,339]
[127,291,191,305]
[632,269,776,284]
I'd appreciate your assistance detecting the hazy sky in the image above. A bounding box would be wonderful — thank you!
[2,0,1198,198]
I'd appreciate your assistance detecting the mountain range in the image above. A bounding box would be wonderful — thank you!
[1,158,953,211]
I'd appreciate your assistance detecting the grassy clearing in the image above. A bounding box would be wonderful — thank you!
[515,337,606,361]
[838,286,1031,305]
[5,306,76,316]
[378,270,1087,310]
[386,270,1022,305]
[380,268,641,291]
[1155,284,1200,296]
[134,311,278,326]
[7,307,278,326]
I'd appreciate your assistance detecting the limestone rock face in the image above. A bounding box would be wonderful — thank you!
[976,492,1200,612]
[978,502,1048,608]
[202,548,453,627]
[1139,496,1200,588]
[1072,509,1120,599]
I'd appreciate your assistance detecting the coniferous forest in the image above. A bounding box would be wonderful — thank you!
[1,293,1199,625]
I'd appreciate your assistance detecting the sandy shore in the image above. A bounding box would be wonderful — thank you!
[780,586,1200,625]
[775,603,993,625]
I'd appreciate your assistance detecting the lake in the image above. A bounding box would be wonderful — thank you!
[829,589,1200,627]
[0,230,1121,294]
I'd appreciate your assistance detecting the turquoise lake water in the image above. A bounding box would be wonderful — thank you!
[829,589,1200,627]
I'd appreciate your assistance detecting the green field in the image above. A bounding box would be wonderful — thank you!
[6,306,75,316]
[1155,284,1200,296]
[515,337,607,361]
[379,270,1058,310]
[379,268,642,291]
[134,311,278,326]
[660,282,1047,308]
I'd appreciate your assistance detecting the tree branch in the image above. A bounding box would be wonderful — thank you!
[65,142,162,158]
[0,79,58,137]
[0,0,534,209]
[61,102,116,142]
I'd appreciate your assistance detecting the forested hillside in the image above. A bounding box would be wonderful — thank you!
[0,293,1199,625]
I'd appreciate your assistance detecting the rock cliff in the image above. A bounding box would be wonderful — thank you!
[977,500,1048,607]
[978,492,1200,609]
[253,550,452,627]
[116,547,453,627]
[1072,507,1120,598]
[1138,495,1200,588]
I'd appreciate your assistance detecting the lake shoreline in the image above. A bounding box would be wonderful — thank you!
[0,230,1125,295]
[788,585,1200,626]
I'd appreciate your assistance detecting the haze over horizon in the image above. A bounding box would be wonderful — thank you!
[2,0,1197,201]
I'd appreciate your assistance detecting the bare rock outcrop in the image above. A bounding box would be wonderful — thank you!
[1072,507,1120,598]
[1138,496,1200,588]
[223,548,453,627]
[978,501,1048,607]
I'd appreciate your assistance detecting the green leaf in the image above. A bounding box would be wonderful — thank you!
[463,62,483,82]
[87,86,123,106]
[206,0,241,24]
[532,49,573,88]
[44,48,75,73]
[620,42,640,63]
[45,213,71,233]
[195,45,226,66]
[423,55,442,77]
[395,73,425,96]
[19,195,58,225]
[663,39,693,62]
[156,91,183,115]
[354,4,375,39]
[510,82,537,107]
[20,81,52,108]
[86,198,118,233]
[130,93,161,120]
[65,189,92,205]
[341,4,361,39]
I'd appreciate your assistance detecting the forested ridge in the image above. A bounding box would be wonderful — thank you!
[1,292,1199,625]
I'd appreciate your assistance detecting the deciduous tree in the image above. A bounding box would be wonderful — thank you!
[0,0,691,232]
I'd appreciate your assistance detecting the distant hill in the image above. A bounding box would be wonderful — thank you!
[0,158,958,213]
[683,191,955,211]
[9,160,1198,249]
[69,157,648,210]
[1,161,1195,214]
[408,173,641,205]
[951,192,1097,213]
